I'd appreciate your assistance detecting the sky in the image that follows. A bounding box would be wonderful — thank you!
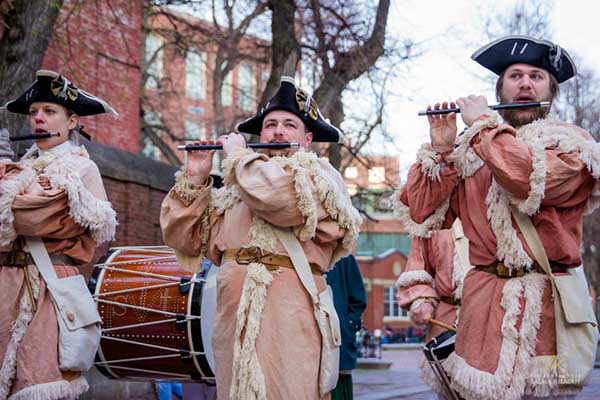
[372,0,600,180]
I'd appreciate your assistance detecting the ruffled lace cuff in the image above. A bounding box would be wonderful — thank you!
[173,167,211,205]
[221,148,255,187]
[390,188,451,238]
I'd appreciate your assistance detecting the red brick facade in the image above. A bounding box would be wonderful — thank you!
[358,250,410,332]
[42,0,142,153]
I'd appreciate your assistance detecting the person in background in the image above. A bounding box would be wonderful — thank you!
[325,254,367,400]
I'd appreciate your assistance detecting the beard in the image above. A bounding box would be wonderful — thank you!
[259,146,300,158]
[498,94,552,128]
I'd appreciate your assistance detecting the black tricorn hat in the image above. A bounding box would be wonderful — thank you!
[4,70,117,116]
[236,76,346,144]
[472,35,577,83]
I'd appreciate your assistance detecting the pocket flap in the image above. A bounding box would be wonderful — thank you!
[47,275,102,330]
[554,275,597,325]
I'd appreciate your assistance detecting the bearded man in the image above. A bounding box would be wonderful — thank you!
[160,77,361,400]
[393,35,600,399]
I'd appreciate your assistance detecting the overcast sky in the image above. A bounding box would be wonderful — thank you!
[368,0,600,180]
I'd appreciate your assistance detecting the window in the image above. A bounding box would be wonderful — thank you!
[144,34,163,89]
[383,286,407,318]
[222,71,233,107]
[357,232,411,256]
[368,167,385,184]
[141,136,161,161]
[344,166,358,179]
[185,120,205,140]
[141,111,162,160]
[238,63,256,112]
[186,51,207,100]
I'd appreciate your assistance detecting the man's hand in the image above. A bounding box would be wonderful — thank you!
[187,140,216,187]
[411,302,435,326]
[457,95,490,127]
[219,133,246,157]
[428,101,457,152]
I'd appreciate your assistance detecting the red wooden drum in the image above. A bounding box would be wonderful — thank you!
[88,246,217,383]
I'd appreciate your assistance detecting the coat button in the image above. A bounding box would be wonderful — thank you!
[66,311,75,322]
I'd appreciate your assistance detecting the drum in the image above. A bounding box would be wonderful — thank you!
[88,246,217,383]
[422,330,460,400]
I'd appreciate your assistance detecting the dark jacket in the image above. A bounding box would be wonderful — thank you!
[325,255,367,370]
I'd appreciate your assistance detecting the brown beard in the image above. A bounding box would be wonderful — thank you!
[498,94,552,128]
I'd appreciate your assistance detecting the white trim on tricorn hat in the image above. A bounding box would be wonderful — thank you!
[471,35,577,83]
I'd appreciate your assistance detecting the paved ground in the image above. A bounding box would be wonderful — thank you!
[353,348,600,400]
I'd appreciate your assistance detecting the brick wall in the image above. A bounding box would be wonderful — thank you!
[42,0,142,153]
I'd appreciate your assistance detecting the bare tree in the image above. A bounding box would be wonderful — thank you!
[0,0,64,138]
[139,1,270,165]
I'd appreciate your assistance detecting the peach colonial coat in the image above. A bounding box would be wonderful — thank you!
[0,142,116,400]
[160,148,361,400]
[392,112,600,400]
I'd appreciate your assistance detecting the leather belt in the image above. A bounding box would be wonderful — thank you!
[440,296,461,306]
[222,247,322,275]
[475,261,568,278]
[0,251,74,267]
[0,251,30,267]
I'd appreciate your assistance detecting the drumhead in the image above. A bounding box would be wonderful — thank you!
[188,261,219,382]
[423,330,456,361]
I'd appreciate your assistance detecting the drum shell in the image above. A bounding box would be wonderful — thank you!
[89,248,216,383]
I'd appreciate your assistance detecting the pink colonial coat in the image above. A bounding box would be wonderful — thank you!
[160,148,361,400]
[392,112,600,400]
[396,223,470,395]
[0,142,116,400]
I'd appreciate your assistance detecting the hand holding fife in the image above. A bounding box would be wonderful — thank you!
[411,302,435,326]
[186,140,216,187]
[457,95,490,127]
[428,101,457,152]
[219,133,246,156]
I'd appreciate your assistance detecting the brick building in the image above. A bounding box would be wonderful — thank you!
[342,155,413,332]
[141,9,270,163]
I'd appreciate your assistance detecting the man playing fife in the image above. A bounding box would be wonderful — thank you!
[160,77,361,400]
[393,35,600,399]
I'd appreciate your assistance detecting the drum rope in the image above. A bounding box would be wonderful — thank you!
[95,353,179,365]
[102,335,205,355]
[96,298,202,319]
[99,364,193,379]
[95,255,178,268]
[95,265,204,282]
[109,245,172,251]
[94,281,183,297]
[102,318,179,332]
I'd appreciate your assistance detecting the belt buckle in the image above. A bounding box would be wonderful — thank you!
[7,251,29,267]
[236,247,263,265]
